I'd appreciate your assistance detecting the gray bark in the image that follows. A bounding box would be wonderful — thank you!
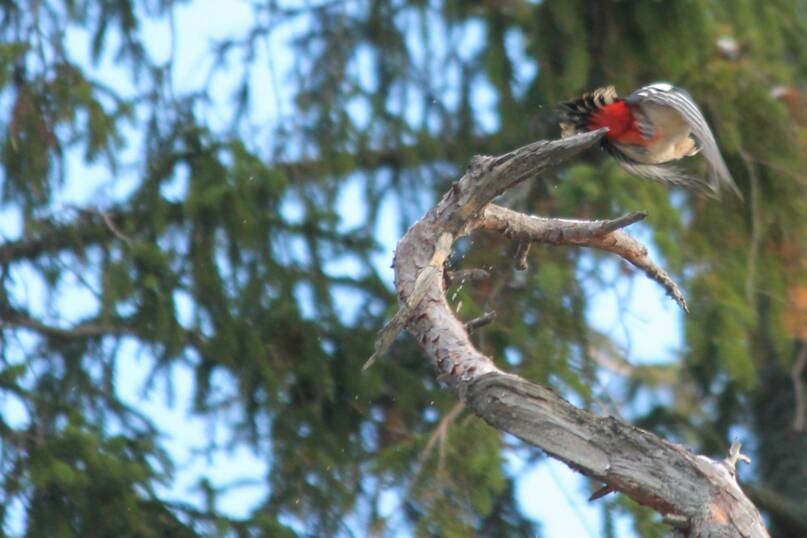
[373,129,770,537]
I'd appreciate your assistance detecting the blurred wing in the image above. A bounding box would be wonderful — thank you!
[629,85,742,199]
[604,142,713,193]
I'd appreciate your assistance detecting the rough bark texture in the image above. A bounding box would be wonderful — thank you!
[377,130,770,537]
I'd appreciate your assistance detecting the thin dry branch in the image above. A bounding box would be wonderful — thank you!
[371,130,769,537]
[513,241,531,270]
[465,311,497,333]
[479,204,688,311]
[445,268,491,287]
[414,401,466,480]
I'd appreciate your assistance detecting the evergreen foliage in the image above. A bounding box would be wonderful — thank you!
[0,1,805,536]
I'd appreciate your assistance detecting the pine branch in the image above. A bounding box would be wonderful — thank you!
[0,135,502,266]
[0,199,360,265]
[372,129,769,537]
[0,205,184,264]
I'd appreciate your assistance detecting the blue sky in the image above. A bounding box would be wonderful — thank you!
[0,1,684,536]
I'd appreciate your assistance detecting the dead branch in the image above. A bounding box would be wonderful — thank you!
[513,241,530,270]
[479,205,687,311]
[414,401,466,480]
[445,268,491,287]
[465,311,497,333]
[372,129,769,537]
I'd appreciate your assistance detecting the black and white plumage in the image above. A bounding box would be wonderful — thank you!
[559,82,742,199]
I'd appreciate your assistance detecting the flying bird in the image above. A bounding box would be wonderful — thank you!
[559,83,742,199]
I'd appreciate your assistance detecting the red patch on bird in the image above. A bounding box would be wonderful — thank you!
[588,101,646,145]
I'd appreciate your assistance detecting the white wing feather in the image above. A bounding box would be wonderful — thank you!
[603,143,712,191]
[627,84,742,199]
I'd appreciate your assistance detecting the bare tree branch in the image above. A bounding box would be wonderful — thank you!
[479,204,687,311]
[465,311,497,333]
[513,241,531,271]
[373,129,769,537]
[444,268,491,287]
[414,401,466,480]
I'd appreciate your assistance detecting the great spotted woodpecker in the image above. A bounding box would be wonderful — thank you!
[559,83,742,199]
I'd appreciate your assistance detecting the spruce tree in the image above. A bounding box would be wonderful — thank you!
[0,1,805,536]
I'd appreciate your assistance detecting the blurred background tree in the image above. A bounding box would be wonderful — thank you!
[0,0,805,536]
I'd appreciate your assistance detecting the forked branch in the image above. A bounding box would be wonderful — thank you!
[369,130,769,537]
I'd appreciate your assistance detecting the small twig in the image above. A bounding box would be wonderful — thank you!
[465,311,497,333]
[73,205,133,246]
[724,439,752,476]
[587,343,634,377]
[414,402,465,480]
[594,211,648,235]
[589,484,615,501]
[514,241,530,270]
[445,268,491,287]
[748,154,807,188]
[792,342,807,432]
[100,210,133,246]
